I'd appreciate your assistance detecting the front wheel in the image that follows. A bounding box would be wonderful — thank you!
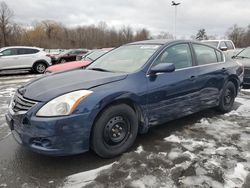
[217,81,236,113]
[91,104,138,158]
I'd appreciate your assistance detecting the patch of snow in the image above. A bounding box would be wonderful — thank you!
[224,163,248,188]
[63,163,114,188]
[164,135,181,143]
[131,175,157,188]
[180,176,224,188]
[135,146,144,154]
[168,148,182,160]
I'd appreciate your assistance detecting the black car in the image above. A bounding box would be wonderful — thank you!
[53,49,88,64]
[233,47,250,86]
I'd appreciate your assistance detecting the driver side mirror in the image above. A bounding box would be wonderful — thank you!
[220,46,228,51]
[149,63,175,76]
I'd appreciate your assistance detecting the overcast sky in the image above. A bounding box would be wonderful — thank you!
[5,0,250,38]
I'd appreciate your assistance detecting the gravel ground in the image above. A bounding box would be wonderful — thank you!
[0,73,249,188]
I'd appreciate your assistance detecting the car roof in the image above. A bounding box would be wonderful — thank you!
[201,40,233,42]
[127,39,194,46]
[0,46,42,51]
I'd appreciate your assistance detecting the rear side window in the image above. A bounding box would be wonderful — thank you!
[18,48,40,55]
[193,44,218,65]
[225,41,234,50]
[1,49,18,56]
[153,43,193,70]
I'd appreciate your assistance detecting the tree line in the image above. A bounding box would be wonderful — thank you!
[1,1,250,49]
[0,1,150,49]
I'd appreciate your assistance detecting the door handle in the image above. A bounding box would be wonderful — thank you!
[190,75,196,81]
[222,68,227,72]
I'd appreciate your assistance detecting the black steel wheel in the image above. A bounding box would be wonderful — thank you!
[217,81,236,113]
[91,104,138,158]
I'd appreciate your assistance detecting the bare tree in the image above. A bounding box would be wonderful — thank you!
[226,24,245,48]
[0,1,13,46]
[196,29,208,41]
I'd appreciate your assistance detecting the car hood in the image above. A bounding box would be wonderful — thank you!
[236,58,250,68]
[20,70,127,102]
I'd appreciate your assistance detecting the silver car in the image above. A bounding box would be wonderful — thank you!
[0,46,52,74]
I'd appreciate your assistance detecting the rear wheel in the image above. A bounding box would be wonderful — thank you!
[217,81,236,113]
[91,104,138,158]
[34,62,47,74]
[60,59,66,63]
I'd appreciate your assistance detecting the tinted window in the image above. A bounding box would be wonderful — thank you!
[153,43,193,69]
[225,41,234,50]
[2,49,18,56]
[18,48,39,55]
[193,44,217,65]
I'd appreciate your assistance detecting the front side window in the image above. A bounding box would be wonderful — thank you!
[225,41,234,50]
[193,44,218,65]
[87,44,160,73]
[153,43,193,69]
[1,49,18,56]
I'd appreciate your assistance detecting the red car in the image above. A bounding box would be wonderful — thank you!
[45,48,112,73]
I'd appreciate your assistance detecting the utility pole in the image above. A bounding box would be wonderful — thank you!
[171,1,181,39]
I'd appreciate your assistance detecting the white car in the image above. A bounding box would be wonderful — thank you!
[0,46,52,74]
[201,40,237,58]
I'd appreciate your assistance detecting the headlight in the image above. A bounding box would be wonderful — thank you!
[36,90,93,117]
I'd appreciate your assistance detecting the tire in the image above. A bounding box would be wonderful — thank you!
[60,59,66,63]
[91,104,138,158]
[217,81,236,113]
[34,62,47,74]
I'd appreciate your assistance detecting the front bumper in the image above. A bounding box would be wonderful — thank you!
[5,111,92,156]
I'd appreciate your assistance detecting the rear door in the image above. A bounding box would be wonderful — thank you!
[191,43,227,108]
[146,43,200,125]
[0,48,18,70]
[16,48,39,68]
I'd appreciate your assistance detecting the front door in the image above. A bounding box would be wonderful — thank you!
[146,43,199,126]
[0,48,18,70]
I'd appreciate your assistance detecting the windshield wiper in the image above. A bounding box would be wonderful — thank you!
[235,56,250,59]
[86,57,94,61]
[88,68,111,72]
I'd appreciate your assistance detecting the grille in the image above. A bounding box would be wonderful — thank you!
[244,68,250,76]
[12,92,37,113]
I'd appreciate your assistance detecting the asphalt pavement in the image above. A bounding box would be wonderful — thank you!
[0,73,249,188]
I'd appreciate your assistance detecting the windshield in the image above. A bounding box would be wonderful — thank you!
[87,44,160,73]
[202,41,219,48]
[236,48,250,59]
[85,50,109,61]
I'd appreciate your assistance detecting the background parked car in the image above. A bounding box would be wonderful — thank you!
[52,49,88,64]
[233,47,250,86]
[45,48,113,73]
[201,40,237,58]
[0,46,52,74]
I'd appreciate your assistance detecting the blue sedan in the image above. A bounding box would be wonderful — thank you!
[5,40,243,158]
